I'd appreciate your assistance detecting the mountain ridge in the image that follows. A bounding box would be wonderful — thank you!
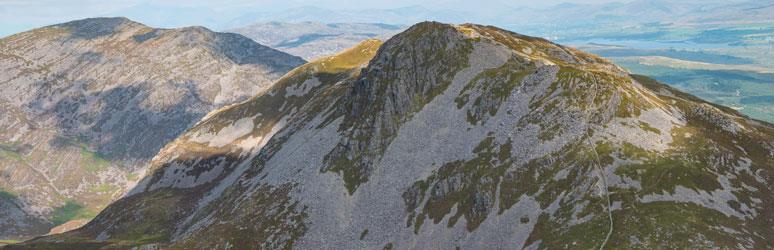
[11,21,774,249]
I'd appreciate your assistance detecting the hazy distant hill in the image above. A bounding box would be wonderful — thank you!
[229,22,404,60]
[678,0,774,25]
[222,6,468,29]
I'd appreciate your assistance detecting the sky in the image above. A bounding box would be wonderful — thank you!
[0,0,634,36]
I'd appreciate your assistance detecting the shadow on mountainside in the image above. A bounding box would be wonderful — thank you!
[33,83,207,165]
[0,191,50,239]
[212,31,306,68]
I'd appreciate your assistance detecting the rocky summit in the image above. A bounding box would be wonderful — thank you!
[0,17,304,240]
[12,22,774,249]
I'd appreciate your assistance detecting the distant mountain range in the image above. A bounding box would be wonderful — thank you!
[0,17,303,240]
[220,6,469,29]
[228,22,405,60]
[102,0,773,33]
[215,0,771,63]
[3,1,771,40]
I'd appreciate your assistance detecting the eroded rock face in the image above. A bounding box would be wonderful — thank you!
[0,17,305,239]
[22,22,774,249]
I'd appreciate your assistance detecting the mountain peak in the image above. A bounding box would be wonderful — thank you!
[461,24,626,72]
[51,17,144,39]
[397,21,460,38]
[16,21,774,249]
[393,22,626,76]
[58,17,137,27]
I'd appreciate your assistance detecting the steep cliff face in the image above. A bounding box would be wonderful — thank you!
[20,22,774,249]
[0,17,305,239]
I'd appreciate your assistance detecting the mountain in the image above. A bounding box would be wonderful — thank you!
[677,0,774,25]
[107,3,223,30]
[0,17,304,240]
[222,6,471,29]
[229,22,404,60]
[496,0,734,31]
[16,22,774,249]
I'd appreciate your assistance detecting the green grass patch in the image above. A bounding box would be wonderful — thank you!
[638,121,661,134]
[88,183,116,193]
[0,188,18,200]
[126,172,139,181]
[80,147,110,172]
[601,137,722,195]
[51,200,96,226]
